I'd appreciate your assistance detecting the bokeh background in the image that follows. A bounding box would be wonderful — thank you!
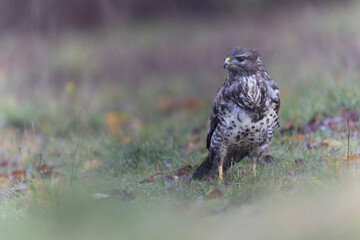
[0,1,360,239]
[0,0,358,133]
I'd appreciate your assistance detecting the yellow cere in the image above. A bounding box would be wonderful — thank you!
[225,57,230,63]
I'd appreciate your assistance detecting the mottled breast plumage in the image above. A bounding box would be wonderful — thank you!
[193,47,280,180]
[208,72,279,152]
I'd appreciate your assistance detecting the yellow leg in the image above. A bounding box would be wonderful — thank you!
[252,162,257,177]
[218,165,224,182]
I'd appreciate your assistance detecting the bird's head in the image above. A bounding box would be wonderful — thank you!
[223,47,263,76]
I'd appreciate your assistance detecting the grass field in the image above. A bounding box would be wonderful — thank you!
[0,2,359,239]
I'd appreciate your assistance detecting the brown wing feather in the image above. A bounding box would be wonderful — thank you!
[206,83,225,149]
[266,78,280,127]
[206,105,219,149]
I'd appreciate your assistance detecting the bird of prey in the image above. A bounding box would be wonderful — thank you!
[192,47,280,181]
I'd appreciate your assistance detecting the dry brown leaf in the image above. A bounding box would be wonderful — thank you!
[166,165,193,181]
[176,165,193,177]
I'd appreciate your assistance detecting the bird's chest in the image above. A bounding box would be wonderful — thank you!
[221,106,274,150]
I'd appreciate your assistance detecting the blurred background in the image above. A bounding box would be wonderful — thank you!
[0,1,360,239]
[0,0,359,134]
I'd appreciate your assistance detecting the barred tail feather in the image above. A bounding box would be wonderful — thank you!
[192,155,213,180]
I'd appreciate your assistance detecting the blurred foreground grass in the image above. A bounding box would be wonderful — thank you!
[0,2,359,239]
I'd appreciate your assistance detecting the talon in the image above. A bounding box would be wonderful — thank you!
[252,162,257,177]
[219,165,224,182]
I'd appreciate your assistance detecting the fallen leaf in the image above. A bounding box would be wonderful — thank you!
[166,165,193,181]
[207,187,223,198]
[176,165,193,177]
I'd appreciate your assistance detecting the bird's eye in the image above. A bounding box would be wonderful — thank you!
[236,57,245,62]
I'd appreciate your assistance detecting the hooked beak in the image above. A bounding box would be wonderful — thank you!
[223,57,230,68]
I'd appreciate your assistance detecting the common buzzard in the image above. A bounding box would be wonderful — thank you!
[192,47,280,181]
